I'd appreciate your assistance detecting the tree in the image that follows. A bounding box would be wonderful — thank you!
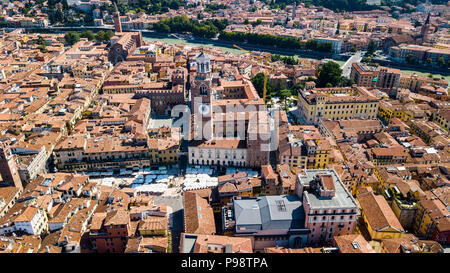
[350,46,357,53]
[153,22,171,33]
[437,56,446,67]
[35,35,47,46]
[244,19,249,25]
[426,58,433,66]
[252,19,262,26]
[64,32,80,45]
[405,53,415,64]
[341,78,355,87]
[49,8,64,25]
[95,31,105,42]
[279,88,292,109]
[366,40,377,56]
[169,0,180,10]
[251,72,273,99]
[305,39,319,50]
[37,44,48,53]
[81,30,95,41]
[291,82,304,96]
[317,42,332,52]
[316,61,343,88]
[104,30,115,41]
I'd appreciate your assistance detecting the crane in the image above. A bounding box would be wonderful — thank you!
[233,44,272,104]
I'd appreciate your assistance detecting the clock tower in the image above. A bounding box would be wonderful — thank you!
[191,51,212,106]
[190,51,213,140]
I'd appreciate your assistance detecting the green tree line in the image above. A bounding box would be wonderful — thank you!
[263,0,378,12]
[64,30,115,45]
[219,31,332,53]
[271,54,298,65]
[151,15,228,39]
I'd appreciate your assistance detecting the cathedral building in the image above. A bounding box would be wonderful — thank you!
[108,4,144,64]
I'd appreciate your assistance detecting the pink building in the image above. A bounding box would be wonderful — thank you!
[296,170,359,246]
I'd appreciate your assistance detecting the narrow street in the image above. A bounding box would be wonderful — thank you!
[154,195,183,253]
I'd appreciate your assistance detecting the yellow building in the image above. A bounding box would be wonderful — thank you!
[313,139,330,169]
[412,199,449,244]
[373,168,389,191]
[434,109,450,131]
[298,86,379,125]
[409,120,444,145]
[413,202,433,236]
[157,146,179,164]
[138,217,168,236]
[148,127,180,165]
[279,126,330,169]
[357,188,405,240]
[377,100,412,122]
[399,73,448,93]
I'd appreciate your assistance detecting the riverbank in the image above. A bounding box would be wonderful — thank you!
[141,32,337,61]
[373,58,450,76]
[18,27,337,61]
[16,27,450,82]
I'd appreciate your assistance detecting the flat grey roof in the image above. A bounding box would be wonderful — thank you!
[234,195,305,230]
[234,198,262,226]
[299,169,358,209]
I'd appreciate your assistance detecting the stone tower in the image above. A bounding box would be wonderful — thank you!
[190,51,213,140]
[0,143,23,189]
[113,3,122,33]
[292,1,297,19]
[191,51,212,108]
[420,13,431,44]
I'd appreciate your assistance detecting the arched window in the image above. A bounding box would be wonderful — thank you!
[200,85,207,96]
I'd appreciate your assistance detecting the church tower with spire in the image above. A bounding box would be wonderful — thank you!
[420,13,431,44]
[292,1,297,19]
[113,3,122,33]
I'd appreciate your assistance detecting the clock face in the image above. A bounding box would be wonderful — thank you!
[198,104,210,115]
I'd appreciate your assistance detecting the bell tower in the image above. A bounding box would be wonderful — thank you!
[0,143,23,189]
[190,51,213,140]
[113,3,122,33]
[190,51,212,108]
[420,13,431,44]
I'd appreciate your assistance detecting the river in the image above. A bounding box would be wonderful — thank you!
[21,27,449,82]
[143,35,448,82]
[142,34,345,64]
